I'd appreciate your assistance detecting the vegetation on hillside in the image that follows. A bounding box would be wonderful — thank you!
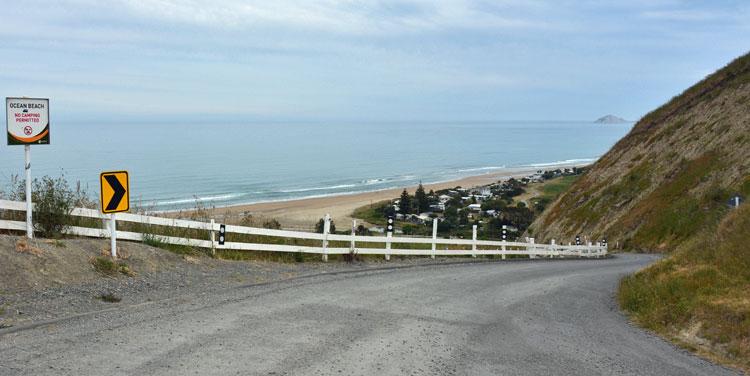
[526,51,750,371]
[619,204,750,371]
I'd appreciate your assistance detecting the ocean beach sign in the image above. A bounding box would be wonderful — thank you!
[6,97,50,145]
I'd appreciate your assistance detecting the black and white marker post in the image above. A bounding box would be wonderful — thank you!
[385,215,394,261]
[575,235,581,246]
[501,225,507,260]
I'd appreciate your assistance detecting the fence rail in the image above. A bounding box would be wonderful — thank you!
[0,199,607,260]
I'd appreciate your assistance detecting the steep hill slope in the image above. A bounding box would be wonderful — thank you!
[530,52,750,251]
[529,52,750,371]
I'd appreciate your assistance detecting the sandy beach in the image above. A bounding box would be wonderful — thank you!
[193,163,590,230]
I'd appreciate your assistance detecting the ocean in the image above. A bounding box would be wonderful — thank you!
[0,121,632,210]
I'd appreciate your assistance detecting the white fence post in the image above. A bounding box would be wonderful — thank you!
[110,213,117,258]
[210,219,216,256]
[431,218,438,259]
[471,225,477,258]
[551,239,556,258]
[385,232,391,261]
[350,219,356,253]
[322,214,330,262]
[24,145,32,239]
[529,237,535,259]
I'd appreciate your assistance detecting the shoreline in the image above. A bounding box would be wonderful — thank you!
[186,162,591,229]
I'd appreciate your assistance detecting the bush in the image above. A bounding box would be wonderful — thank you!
[315,218,336,233]
[5,174,92,238]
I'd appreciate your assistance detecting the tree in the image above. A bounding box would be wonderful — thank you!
[415,183,429,213]
[399,189,411,214]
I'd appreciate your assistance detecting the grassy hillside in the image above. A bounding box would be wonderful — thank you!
[530,52,750,251]
[527,52,750,371]
[620,204,750,370]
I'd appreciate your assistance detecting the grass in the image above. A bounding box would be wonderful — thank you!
[98,292,122,303]
[142,233,204,256]
[90,256,136,277]
[619,204,750,372]
[538,175,580,200]
[351,200,391,226]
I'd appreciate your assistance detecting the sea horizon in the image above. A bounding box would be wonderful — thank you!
[0,120,633,210]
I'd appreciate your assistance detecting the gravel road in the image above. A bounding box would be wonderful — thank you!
[0,254,738,375]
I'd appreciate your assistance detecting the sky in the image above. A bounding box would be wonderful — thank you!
[1,0,748,123]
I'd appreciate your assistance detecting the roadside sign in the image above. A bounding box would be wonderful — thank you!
[386,216,394,233]
[6,97,50,145]
[100,171,130,213]
[728,194,743,208]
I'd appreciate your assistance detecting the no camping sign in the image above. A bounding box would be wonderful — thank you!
[6,97,50,145]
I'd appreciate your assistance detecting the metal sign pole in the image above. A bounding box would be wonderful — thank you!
[24,144,32,239]
[110,213,117,258]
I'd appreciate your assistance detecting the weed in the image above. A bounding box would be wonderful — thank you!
[98,292,121,303]
[90,256,135,277]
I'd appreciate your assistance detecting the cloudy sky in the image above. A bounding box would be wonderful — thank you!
[1,0,747,122]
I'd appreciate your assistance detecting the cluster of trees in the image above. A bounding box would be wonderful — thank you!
[398,183,432,215]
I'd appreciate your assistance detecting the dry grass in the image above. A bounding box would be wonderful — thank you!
[619,204,750,372]
[15,239,43,257]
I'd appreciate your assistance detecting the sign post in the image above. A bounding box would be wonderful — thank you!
[6,97,51,239]
[100,171,130,258]
[385,215,394,261]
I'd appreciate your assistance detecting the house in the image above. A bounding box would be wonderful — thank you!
[395,213,405,220]
[429,203,445,212]
[417,213,433,222]
[467,203,482,211]
[485,209,497,217]
[438,194,452,204]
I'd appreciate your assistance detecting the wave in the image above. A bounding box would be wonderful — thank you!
[278,183,358,193]
[152,158,598,210]
[154,193,246,206]
[525,158,597,168]
[456,165,506,173]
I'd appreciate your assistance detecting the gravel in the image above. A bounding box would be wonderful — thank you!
[0,254,739,375]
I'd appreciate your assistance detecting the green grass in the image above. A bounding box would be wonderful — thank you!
[90,256,135,277]
[619,204,750,371]
[351,200,391,225]
[539,175,581,200]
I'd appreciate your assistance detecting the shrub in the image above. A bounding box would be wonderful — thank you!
[315,218,336,233]
[4,174,93,238]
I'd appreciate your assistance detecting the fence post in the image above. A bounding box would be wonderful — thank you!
[110,213,117,258]
[471,225,477,258]
[501,240,506,260]
[322,214,330,262]
[351,219,356,252]
[431,218,438,259]
[551,238,556,258]
[385,232,391,261]
[210,219,216,257]
[529,237,535,259]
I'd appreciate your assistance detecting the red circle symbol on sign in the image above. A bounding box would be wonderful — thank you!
[23,126,33,135]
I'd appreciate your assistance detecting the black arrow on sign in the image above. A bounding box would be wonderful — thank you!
[104,175,126,211]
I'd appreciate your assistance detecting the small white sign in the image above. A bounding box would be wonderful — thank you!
[6,97,50,145]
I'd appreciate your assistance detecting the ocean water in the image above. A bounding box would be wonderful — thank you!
[0,121,632,210]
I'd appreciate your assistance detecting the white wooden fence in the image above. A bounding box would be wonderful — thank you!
[0,199,607,260]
